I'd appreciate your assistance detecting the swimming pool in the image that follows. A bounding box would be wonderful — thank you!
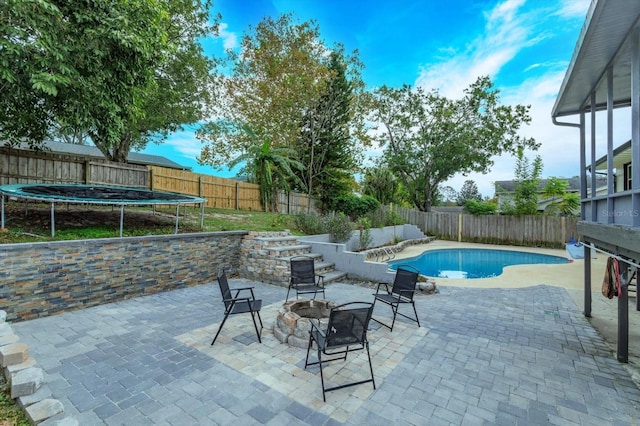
[389,248,569,279]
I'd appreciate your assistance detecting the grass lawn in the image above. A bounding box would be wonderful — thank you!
[0,202,301,244]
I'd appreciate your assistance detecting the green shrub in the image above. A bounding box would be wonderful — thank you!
[322,212,353,243]
[328,194,380,220]
[294,212,324,235]
[358,217,373,250]
[365,207,403,228]
[464,199,497,215]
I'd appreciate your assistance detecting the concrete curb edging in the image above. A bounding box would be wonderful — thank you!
[0,310,76,425]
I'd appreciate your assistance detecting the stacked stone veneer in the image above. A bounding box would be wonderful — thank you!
[239,231,311,286]
[0,231,247,322]
[0,310,73,425]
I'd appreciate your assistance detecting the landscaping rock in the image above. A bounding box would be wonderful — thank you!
[0,322,13,337]
[0,333,20,347]
[25,398,64,424]
[10,366,43,398]
[18,384,52,407]
[0,342,29,367]
[5,356,36,377]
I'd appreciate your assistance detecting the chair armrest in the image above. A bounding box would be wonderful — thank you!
[223,296,252,304]
[375,283,391,294]
[232,287,257,300]
[316,275,325,286]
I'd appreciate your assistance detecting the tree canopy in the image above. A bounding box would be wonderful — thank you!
[197,14,369,209]
[368,77,538,212]
[1,0,218,162]
[457,180,483,206]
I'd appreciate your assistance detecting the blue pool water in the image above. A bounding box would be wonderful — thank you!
[389,248,569,279]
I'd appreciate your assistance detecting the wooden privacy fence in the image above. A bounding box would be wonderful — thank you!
[0,147,317,213]
[148,166,317,213]
[0,146,147,187]
[386,206,580,248]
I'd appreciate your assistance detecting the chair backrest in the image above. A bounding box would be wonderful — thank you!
[217,270,232,309]
[391,265,420,300]
[325,302,374,348]
[290,256,316,285]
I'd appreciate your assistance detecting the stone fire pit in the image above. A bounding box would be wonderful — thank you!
[273,299,335,348]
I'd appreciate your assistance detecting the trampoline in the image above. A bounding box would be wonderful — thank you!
[0,184,207,237]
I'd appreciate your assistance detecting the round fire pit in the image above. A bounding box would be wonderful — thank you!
[273,299,335,348]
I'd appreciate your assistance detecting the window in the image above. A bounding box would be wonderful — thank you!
[623,162,632,190]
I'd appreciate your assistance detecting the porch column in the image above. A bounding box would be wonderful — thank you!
[632,26,640,226]
[606,67,614,224]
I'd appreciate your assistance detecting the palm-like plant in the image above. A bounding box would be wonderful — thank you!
[229,125,304,212]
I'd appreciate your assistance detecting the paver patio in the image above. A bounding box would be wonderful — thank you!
[12,280,640,425]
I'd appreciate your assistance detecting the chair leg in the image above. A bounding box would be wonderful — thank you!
[390,303,399,332]
[411,302,420,328]
[304,334,314,368]
[365,341,376,390]
[211,313,229,346]
[285,286,291,303]
[256,310,264,329]
[318,346,326,402]
[250,311,262,343]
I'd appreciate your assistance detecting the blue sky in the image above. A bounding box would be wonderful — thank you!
[139,0,602,198]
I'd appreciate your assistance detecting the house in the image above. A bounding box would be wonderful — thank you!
[551,0,640,363]
[16,140,190,170]
[493,176,606,214]
[590,139,632,193]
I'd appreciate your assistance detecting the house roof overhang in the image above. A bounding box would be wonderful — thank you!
[552,0,640,118]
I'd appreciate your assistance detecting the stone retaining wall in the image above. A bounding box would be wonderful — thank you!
[0,231,247,322]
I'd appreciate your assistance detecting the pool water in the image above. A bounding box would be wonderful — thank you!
[389,248,569,279]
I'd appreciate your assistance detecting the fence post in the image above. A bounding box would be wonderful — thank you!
[458,214,462,242]
[235,182,239,210]
[199,176,203,197]
[148,168,154,190]
[84,160,91,184]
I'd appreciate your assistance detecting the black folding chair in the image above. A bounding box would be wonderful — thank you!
[211,270,263,346]
[286,255,325,302]
[371,264,420,332]
[304,302,375,401]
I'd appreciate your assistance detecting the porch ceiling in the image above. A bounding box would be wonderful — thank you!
[552,0,640,118]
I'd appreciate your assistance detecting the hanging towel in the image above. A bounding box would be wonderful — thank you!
[601,257,619,299]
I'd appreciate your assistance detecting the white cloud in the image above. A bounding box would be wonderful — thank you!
[556,0,591,18]
[412,0,602,198]
[218,22,238,50]
[415,0,535,98]
[165,131,202,159]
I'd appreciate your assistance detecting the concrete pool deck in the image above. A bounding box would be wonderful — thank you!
[394,240,640,381]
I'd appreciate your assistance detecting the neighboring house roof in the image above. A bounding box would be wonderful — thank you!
[16,140,189,170]
[590,140,631,172]
[552,0,640,117]
[494,176,604,194]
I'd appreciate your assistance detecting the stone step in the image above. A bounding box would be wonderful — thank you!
[322,270,347,284]
[277,253,323,263]
[253,236,301,247]
[267,244,312,257]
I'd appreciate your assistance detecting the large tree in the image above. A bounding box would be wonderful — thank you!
[456,180,483,206]
[296,51,364,209]
[197,14,330,168]
[1,0,218,162]
[369,77,538,211]
[197,13,369,196]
